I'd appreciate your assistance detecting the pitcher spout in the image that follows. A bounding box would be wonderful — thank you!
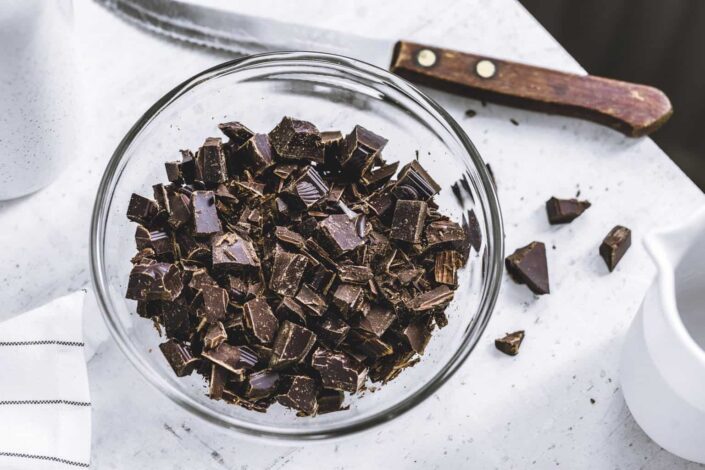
[644,206,705,272]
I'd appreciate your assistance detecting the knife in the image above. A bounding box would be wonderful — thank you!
[99,0,672,137]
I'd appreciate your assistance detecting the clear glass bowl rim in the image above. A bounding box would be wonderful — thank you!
[90,51,504,442]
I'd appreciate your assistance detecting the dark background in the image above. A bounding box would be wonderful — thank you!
[519,0,705,190]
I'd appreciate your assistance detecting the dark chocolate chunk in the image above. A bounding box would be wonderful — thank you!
[295,284,327,317]
[243,297,278,344]
[495,330,525,356]
[406,285,454,313]
[546,197,591,224]
[366,191,394,218]
[337,265,373,284]
[161,301,191,340]
[316,390,345,414]
[315,316,350,348]
[126,262,183,302]
[309,265,336,295]
[356,304,394,337]
[276,375,318,415]
[204,322,227,350]
[390,200,427,244]
[127,193,159,226]
[506,241,550,295]
[275,297,307,325]
[321,130,343,168]
[218,121,255,148]
[311,348,368,393]
[202,343,258,374]
[191,190,222,236]
[434,250,461,285]
[599,225,631,272]
[274,226,305,249]
[212,232,260,271]
[159,340,199,377]
[425,219,465,249]
[402,321,432,354]
[269,117,324,163]
[146,229,173,257]
[243,370,280,400]
[269,321,317,370]
[269,249,308,296]
[463,209,482,254]
[167,191,191,229]
[360,162,399,191]
[209,365,228,399]
[135,225,151,250]
[196,137,228,184]
[199,284,229,323]
[283,166,329,209]
[332,284,363,318]
[392,161,440,200]
[348,329,393,359]
[238,134,275,175]
[318,214,364,257]
[339,125,388,176]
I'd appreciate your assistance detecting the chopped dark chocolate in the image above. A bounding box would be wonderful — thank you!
[269,117,324,163]
[212,232,260,271]
[339,125,388,176]
[295,284,327,317]
[196,137,227,184]
[276,375,318,415]
[269,249,308,296]
[546,197,591,224]
[318,214,364,257]
[237,133,275,175]
[243,370,280,400]
[159,340,199,377]
[495,330,525,356]
[218,121,255,148]
[126,262,183,302]
[283,166,329,209]
[243,297,278,344]
[202,343,258,374]
[270,321,317,370]
[316,390,345,414]
[390,200,427,244]
[127,193,158,226]
[337,265,373,284]
[126,117,470,416]
[311,348,368,393]
[506,241,550,295]
[198,284,229,323]
[191,190,222,236]
[392,161,440,200]
[406,285,454,313]
[599,225,631,272]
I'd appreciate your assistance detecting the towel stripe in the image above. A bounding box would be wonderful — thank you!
[0,340,84,347]
[0,400,91,407]
[0,451,89,467]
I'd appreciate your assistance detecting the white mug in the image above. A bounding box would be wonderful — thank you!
[0,0,74,200]
[621,206,705,463]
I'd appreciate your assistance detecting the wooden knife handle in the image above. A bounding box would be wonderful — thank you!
[390,41,672,137]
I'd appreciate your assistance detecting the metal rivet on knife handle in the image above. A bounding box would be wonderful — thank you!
[415,49,437,68]
[475,59,496,79]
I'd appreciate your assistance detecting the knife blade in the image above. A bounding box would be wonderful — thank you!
[99,0,672,137]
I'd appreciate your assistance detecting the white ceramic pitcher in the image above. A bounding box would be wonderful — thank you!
[621,205,705,463]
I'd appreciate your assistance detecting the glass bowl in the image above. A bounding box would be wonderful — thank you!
[90,51,503,441]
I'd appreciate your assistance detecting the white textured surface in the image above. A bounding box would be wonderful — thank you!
[1,0,704,468]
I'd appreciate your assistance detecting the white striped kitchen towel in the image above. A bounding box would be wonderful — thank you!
[0,291,91,469]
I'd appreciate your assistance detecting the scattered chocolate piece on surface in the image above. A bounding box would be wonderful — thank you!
[495,330,525,356]
[125,117,470,415]
[545,197,591,224]
[506,242,550,295]
[599,225,631,272]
